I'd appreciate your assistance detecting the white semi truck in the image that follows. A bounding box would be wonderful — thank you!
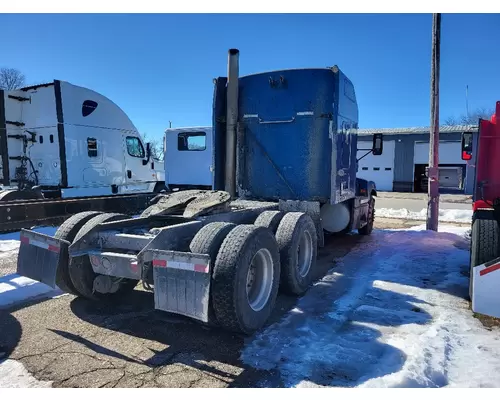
[0,80,166,231]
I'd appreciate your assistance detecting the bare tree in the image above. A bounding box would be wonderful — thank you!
[0,67,26,90]
[444,107,494,126]
[141,132,164,161]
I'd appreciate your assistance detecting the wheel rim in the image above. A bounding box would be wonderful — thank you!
[297,229,313,277]
[246,248,274,312]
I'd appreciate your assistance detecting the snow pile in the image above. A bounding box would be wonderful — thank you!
[0,226,58,254]
[241,226,500,388]
[0,240,21,253]
[0,274,63,309]
[377,208,472,223]
[0,360,52,388]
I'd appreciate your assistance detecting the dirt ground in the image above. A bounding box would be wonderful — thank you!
[0,217,485,388]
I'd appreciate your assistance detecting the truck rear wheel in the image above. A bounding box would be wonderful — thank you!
[275,212,318,295]
[69,213,137,301]
[358,197,375,236]
[469,217,500,300]
[54,211,103,295]
[211,225,280,334]
[254,210,285,234]
[189,222,237,326]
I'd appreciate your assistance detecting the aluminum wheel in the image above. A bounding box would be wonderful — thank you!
[297,229,313,277]
[246,248,274,312]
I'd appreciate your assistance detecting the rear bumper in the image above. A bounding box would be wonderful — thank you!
[16,229,213,323]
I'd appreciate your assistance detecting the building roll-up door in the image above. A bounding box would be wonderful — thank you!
[414,141,465,191]
[356,140,395,191]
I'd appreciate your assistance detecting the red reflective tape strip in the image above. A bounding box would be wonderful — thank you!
[480,263,500,276]
[153,259,167,267]
[48,245,60,253]
[194,264,209,273]
[21,236,59,252]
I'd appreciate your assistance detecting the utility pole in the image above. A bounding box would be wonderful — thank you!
[427,13,441,231]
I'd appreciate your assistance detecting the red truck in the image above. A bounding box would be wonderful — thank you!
[461,101,500,301]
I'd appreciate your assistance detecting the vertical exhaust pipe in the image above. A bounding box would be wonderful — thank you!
[225,48,239,198]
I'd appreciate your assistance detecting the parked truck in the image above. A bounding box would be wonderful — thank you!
[461,101,500,310]
[0,81,166,231]
[16,49,383,334]
[163,126,213,191]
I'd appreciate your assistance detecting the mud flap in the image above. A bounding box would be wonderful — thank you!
[16,229,70,289]
[142,249,211,322]
[471,256,500,319]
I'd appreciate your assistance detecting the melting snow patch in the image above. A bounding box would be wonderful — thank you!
[377,208,472,223]
[0,226,59,254]
[0,240,21,253]
[0,274,63,309]
[241,228,500,388]
[0,359,52,388]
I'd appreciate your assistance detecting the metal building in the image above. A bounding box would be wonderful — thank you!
[356,125,479,194]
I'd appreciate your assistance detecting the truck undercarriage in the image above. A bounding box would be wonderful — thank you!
[17,188,375,334]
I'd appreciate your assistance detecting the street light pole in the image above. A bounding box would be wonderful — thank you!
[427,13,441,231]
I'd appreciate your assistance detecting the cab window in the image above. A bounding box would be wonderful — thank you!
[126,136,145,158]
[178,132,206,151]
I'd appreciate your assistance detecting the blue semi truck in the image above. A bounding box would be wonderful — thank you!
[16,49,383,334]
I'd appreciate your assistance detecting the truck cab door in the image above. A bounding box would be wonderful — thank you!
[123,135,156,193]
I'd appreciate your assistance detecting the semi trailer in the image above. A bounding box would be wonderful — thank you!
[462,101,500,315]
[0,81,166,231]
[16,49,383,334]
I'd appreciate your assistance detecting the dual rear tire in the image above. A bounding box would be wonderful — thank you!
[189,211,318,334]
[55,212,137,300]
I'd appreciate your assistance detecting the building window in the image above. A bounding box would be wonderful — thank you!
[178,132,206,151]
[126,136,145,158]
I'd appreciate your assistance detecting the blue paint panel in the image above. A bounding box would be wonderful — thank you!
[237,68,359,204]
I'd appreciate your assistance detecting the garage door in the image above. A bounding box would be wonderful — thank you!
[414,141,464,164]
[356,140,395,191]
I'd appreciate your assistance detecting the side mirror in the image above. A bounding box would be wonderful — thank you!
[372,133,383,156]
[461,132,473,161]
[142,142,152,165]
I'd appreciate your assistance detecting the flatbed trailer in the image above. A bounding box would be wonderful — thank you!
[16,49,383,334]
[0,192,156,232]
